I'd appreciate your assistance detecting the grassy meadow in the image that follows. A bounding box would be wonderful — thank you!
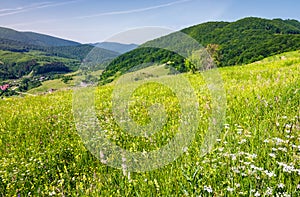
[0,51,299,196]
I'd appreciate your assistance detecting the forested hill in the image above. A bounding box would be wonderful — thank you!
[1,17,300,86]
[181,17,300,66]
[100,17,300,82]
[0,27,80,47]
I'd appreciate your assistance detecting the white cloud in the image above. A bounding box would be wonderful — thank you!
[0,0,80,17]
[76,0,192,19]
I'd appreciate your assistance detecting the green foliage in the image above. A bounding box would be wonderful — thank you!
[61,76,73,84]
[35,62,70,75]
[18,78,42,92]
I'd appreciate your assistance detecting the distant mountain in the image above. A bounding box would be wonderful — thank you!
[0,26,122,62]
[100,17,300,83]
[0,27,80,47]
[0,27,121,82]
[93,42,138,54]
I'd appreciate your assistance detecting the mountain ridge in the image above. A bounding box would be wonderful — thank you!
[0,26,80,47]
[93,42,138,54]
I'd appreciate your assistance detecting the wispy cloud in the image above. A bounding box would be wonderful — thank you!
[9,0,192,28]
[76,0,192,19]
[0,0,80,17]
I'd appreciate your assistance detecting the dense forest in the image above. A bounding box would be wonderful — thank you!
[182,17,300,66]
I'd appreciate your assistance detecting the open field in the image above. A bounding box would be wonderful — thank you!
[0,51,299,196]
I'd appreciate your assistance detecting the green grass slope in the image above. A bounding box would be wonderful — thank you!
[0,50,299,196]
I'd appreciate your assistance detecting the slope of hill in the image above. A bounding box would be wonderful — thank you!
[0,27,80,47]
[93,42,138,54]
[100,17,300,83]
[0,50,299,195]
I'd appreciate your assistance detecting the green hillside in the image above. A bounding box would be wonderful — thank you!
[0,50,80,80]
[101,17,300,83]
[182,17,300,66]
[0,50,299,195]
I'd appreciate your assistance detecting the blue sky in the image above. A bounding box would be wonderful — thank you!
[0,0,299,43]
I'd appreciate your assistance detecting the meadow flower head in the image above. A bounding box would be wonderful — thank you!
[269,153,276,158]
[204,185,213,193]
[278,183,285,189]
[227,187,234,192]
[254,191,261,196]
[265,187,273,195]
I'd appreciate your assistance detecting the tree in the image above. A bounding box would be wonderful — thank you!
[206,44,222,66]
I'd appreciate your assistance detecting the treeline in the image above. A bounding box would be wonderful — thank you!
[35,62,70,75]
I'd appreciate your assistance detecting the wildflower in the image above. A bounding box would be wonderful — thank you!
[230,154,237,160]
[254,191,261,196]
[182,147,188,153]
[238,139,247,144]
[269,153,276,158]
[278,147,287,152]
[285,124,291,128]
[265,187,273,195]
[227,187,234,192]
[218,147,224,152]
[283,164,294,173]
[264,139,269,143]
[282,193,291,197]
[224,124,230,129]
[278,183,285,189]
[204,185,213,193]
[297,184,300,190]
[237,128,243,134]
[264,170,276,178]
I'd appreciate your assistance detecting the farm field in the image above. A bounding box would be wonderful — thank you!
[0,51,299,196]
